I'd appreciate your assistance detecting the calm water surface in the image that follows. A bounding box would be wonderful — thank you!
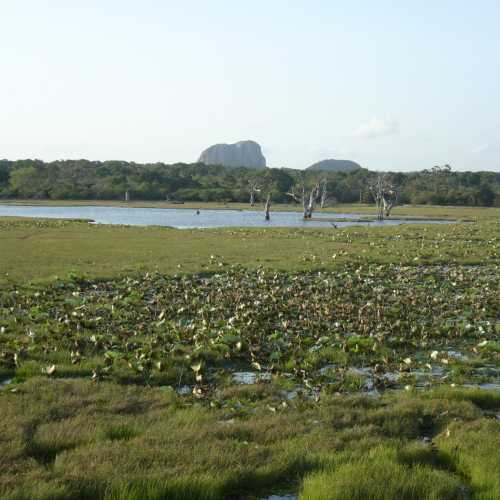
[0,204,453,229]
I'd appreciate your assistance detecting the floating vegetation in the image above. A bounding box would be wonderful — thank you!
[0,264,498,399]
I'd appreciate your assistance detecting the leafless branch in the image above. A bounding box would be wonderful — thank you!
[368,173,398,220]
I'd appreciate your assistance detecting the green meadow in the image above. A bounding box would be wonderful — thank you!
[0,205,499,499]
[0,204,498,283]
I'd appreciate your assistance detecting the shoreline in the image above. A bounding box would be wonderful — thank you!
[0,199,489,218]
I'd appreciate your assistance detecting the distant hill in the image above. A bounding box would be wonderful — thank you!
[198,140,266,169]
[306,159,362,172]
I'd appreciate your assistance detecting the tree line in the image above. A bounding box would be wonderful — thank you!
[0,159,498,207]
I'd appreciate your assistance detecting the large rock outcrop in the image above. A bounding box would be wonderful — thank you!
[306,159,362,172]
[198,140,266,169]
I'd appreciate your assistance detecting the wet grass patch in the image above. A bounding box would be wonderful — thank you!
[102,425,141,442]
[0,377,498,499]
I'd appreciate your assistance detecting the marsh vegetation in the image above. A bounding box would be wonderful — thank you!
[0,207,498,499]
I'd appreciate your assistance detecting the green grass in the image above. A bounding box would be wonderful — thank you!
[301,453,465,500]
[1,378,499,500]
[0,205,498,283]
[437,419,500,500]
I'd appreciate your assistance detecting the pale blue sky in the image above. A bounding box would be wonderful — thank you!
[1,1,499,170]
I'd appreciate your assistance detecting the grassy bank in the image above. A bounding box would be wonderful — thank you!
[0,208,498,283]
[1,378,500,500]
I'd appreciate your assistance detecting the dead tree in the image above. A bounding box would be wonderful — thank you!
[287,181,321,219]
[264,193,271,220]
[286,185,308,218]
[306,182,321,218]
[320,178,328,208]
[248,180,261,207]
[368,173,398,220]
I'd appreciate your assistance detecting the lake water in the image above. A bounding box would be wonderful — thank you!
[0,204,453,229]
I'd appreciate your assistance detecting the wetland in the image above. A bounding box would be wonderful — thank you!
[0,206,499,499]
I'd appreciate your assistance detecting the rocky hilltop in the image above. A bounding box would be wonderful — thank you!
[306,159,362,172]
[198,140,266,169]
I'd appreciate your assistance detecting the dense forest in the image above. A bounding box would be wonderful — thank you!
[0,159,498,206]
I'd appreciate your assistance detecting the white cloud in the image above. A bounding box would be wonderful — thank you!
[470,144,489,154]
[354,117,399,139]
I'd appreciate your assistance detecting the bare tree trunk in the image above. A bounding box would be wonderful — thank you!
[305,182,320,218]
[382,195,396,218]
[125,190,130,202]
[368,173,397,221]
[305,190,314,218]
[320,178,328,208]
[375,194,384,220]
[248,181,261,207]
[303,186,310,218]
[288,183,320,219]
[264,193,271,220]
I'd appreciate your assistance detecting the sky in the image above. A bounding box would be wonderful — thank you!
[1,1,499,171]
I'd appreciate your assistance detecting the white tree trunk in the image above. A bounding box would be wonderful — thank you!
[369,174,397,221]
[288,183,320,219]
[320,179,328,208]
[249,182,261,207]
